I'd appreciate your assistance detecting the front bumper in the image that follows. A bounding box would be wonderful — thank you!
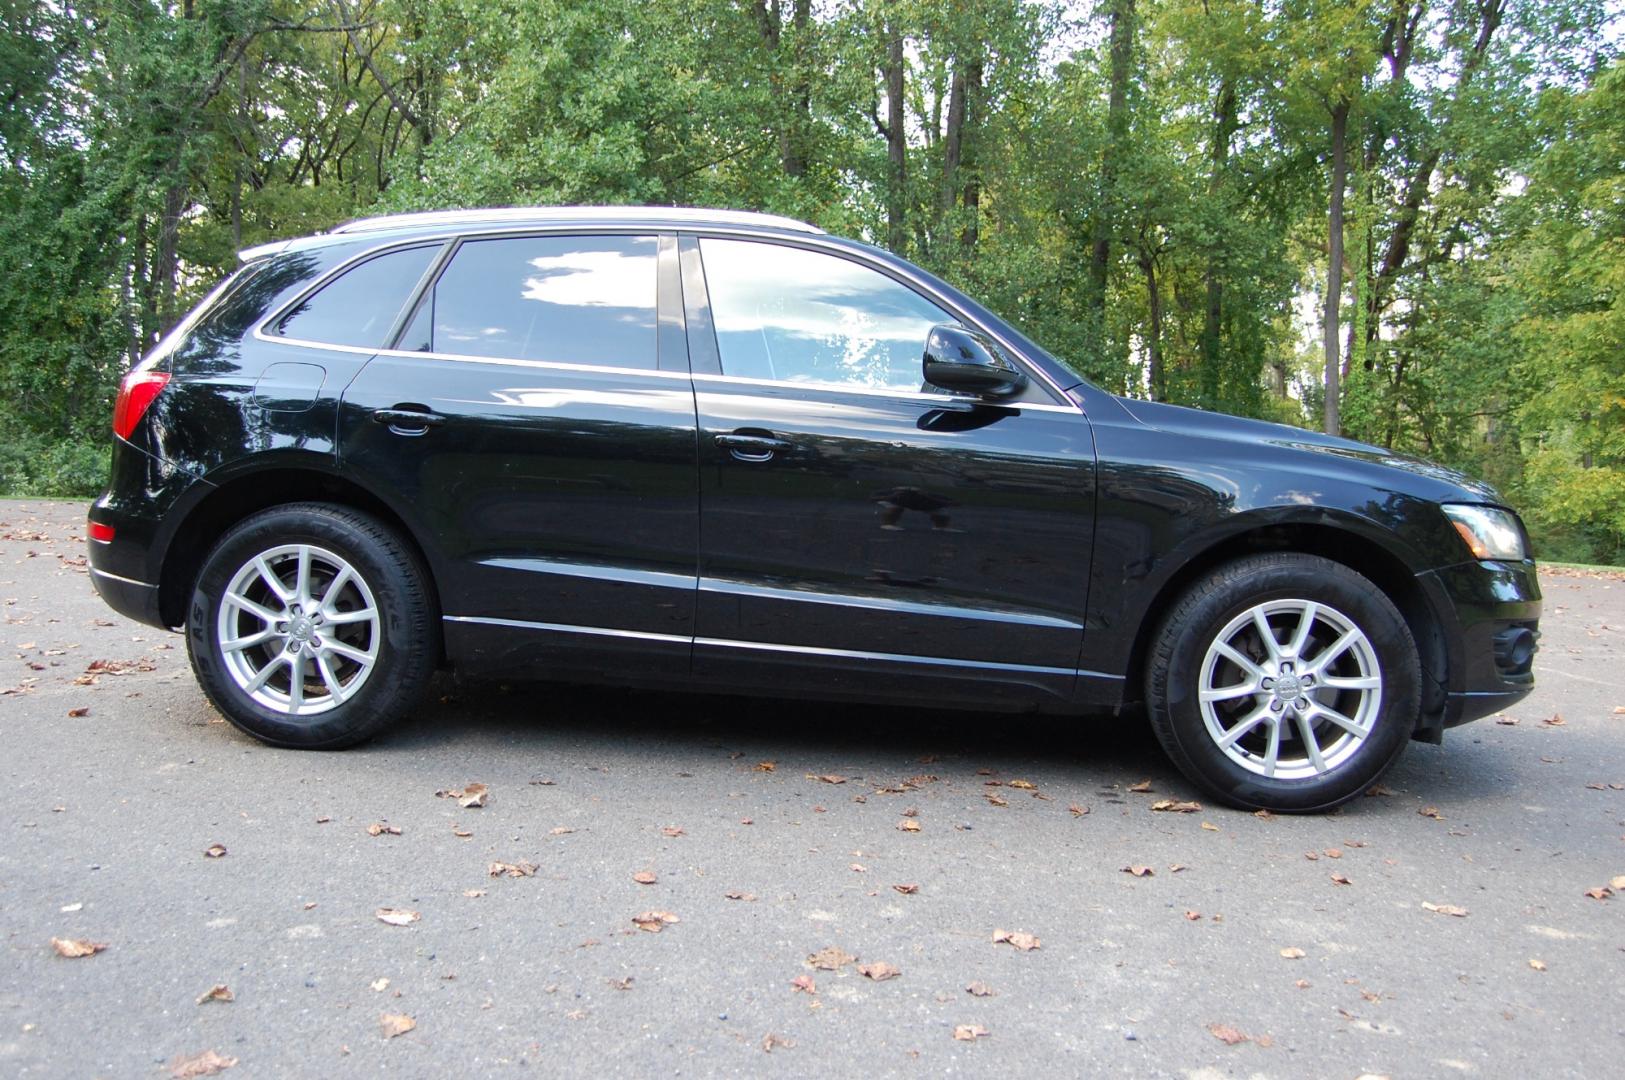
[1418,558,1541,735]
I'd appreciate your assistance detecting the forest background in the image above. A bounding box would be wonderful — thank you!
[2,1,1621,561]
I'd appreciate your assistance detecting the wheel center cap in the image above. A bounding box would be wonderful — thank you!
[288,615,314,641]
[1273,673,1303,700]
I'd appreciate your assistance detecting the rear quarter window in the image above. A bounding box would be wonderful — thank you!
[275,244,441,348]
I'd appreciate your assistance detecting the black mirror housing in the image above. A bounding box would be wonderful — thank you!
[922,324,1029,399]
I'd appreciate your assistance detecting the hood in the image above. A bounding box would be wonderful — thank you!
[1110,396,1503,504]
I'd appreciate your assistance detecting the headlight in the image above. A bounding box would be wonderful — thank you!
[1442,504,1527,562]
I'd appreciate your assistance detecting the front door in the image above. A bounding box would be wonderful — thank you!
[684,236,1096,707]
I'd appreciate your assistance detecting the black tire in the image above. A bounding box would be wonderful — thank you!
[186,502,436,749]
[1145,553,1420,812]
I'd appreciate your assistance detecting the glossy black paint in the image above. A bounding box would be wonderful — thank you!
[88,209,1540,738]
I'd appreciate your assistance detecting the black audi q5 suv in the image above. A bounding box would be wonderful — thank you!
[87,206,1540,811]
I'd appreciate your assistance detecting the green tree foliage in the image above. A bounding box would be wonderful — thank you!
[0,1,1619,559]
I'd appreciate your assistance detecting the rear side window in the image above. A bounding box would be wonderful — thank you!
[276,244,440,348]
[415,235,658,368]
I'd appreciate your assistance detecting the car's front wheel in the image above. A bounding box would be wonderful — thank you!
[1146,553,1420,812]
[186,502,436,748]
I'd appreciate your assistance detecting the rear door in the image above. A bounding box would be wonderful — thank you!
[683,235,1095,707]
[338,231,698,679]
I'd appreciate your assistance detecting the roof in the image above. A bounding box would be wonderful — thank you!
[239,205,822,262]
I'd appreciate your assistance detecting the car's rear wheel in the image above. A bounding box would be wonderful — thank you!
[186,503,435,748]
[1146,553,1420,812]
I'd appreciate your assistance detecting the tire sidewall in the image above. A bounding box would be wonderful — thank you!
[1153,557,1419,812]
[187,505,430,748]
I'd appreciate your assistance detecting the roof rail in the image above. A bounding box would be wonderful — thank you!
[329,205,823,236]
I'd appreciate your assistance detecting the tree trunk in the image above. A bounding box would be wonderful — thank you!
[1199,79,1236,404]
[1323,100,1349,437]
[1141,252,1163,401]
[1088,0,1134,350]
[883,24,907,253]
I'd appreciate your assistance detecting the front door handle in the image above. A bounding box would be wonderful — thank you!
[716,432,793,462]
[372,406,445,434]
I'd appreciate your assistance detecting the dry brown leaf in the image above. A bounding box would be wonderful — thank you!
[379,1013,415,1039]
[462,889,485,898]
[370,978,390,992]
[1254,808,1275,819]
[1184,910,1202,921]
[1419,805,1443,819]
[1422,901,1469,917]
[953,1024,990,1041]
[966,981,996,997]
[1069,803,1090,817]
[1280,947,1306,959]
[436,783,488,808]
[812,774,846,784]
[195,984,234,1005]
[1007,779,1036,790]
[50,937,106,958]
[1128,779,1153,793]
[1495,716,1520,726]
[374,908,419,926]
[169,1049,237,1078]
[366,823,401,837]
[761,1033,793,1052]
[67,707,89,717]
[488,860,538,878]
[754,761,776,772]
[1122,865,1154,877]
[661,826,686,838]
[451,825,472,838]
[724,890,758,902]
[1528,959,1547,971]
[1200,821,1219,831]
[1304,851,1321,861]
[1543,714,1566,727]
[858,961,901,981]
[1324,848,1343,859]
[1365,784,1395,796]
[807,946,856,970]
[893,883,919,895]
[1610,875,1625,891]
[850,863,867,873]
[203,843,227,859]
[897,819,921,832]
[1294,979,1311,989]
[608,976,634,991]
[1331,873,1352,886]
[1208,1023,1249,1046]
[632,870,657,885]
[632,910,680,932]
[790,974,816,994]
[549,826,575,836]
[992,928,1041,951]
[1151,799,1202,813]
[1583,886,1613,900]
[985,792,1009,807]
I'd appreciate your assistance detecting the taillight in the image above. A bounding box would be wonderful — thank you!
[112,370,170,440]
[88,521,115,543]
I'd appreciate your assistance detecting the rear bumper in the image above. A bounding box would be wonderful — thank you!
[88,565,164,626]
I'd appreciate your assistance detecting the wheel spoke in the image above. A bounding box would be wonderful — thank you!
[242,653,288,694]
[224,592,282,625]
[1319,674,1381,691]
[1216,703,1271,749]
[1214,641,1264,679]
[315,652,345,703]
[1303,628,1359,675]
[319,565,353,610]
[1294,710,1328,773]
[1287,601,1318,659]
[1251,608,1280,662]
[1201,679,1259,704]
[1305,699,1368,739]
[254,556,294,606]
[322,606,377,626]
[1262,717,1282,777]
[294,546,313,608]
[322,639,375,667]
[287,652,306,711]
[222,627,278,653]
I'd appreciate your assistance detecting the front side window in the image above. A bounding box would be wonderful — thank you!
[700,238,955,392]
[275,244,439,348]
[419,235,658,369]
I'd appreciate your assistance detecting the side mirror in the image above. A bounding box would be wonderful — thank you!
[922,324,1028,399]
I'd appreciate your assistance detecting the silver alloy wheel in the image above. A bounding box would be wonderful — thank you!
[1197,599,1383,780]
[215,543,380,717]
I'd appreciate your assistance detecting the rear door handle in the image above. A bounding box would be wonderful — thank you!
[716,432,793,461]
[372,407,445,434]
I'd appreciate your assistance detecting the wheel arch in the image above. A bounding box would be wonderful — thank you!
[1121,518,1450,736]
[157,463,443,645]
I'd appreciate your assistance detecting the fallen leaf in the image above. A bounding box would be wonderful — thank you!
[893,883,919,895]
[50,937,107,958]
[1419,805,1443,819]
[1324,848,1343,858]
[608,976,634,991]
[462,889,485,898]
[790,975,816,994]
[452,825,472,838]
[992,928,1041,951]
[858,961,901,981]
[966,981,996,997]
[1528,959,1547,971]
[724,890,758,902]
[374,908,419,926]
[812,774,846,784]
[488,860,538,878]
[1169,863,1188,873]
[984,792,1008,807]
[1151,799,1202,813]
[1294,979,1310,989]
[1128,779,1153,793]
[195,984,234,1005]
[203,843,227,859]
[436,783,488,808]
[755,761,776,772]
[1583,886,1613,900]
[761,1033,793,1052]
[1068,803,1090,817]
[807,946,856,970]
[632,910,680,932]
[1304,851,1320,861]
[897,819,921,832]
[953,1024,990,1041]
[1184,910,1202,920]
[1495,716,1520,726]
[1280,947,1306,959]
[549,826,575,836]
[1007,779,1036,790]
[169,1049,237,1077]
[1200,821,1219,831]
[379,1013,415,1039]
[66,707,88,717]
[1208,1023,1249,1046]
[850,863,867,873]
[1422,901,1469,917]
[1331,873,1352,886]
[1122,865,1154,877]
[366,823,401,837]
[1543,714,1566,727]
[661,826,686,838]
[1365,784,1394,796]
[633,871,657,885]
[370,978,390,992]
[1254,808,1275,819]
[1612,875,1625,891]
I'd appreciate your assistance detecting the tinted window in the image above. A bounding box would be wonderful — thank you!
[276,244,439,348]
[700,238,955,391]
[428,235,658,368]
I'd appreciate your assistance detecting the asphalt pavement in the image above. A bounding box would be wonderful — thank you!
[2,497,1622,1078]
